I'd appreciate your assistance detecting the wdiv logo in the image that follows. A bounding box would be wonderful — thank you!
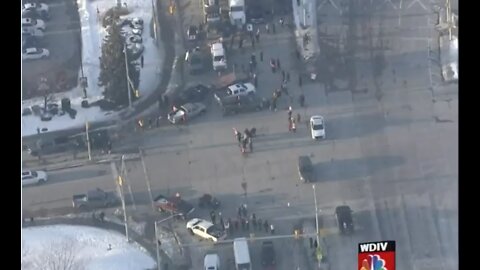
[358,241,396,270]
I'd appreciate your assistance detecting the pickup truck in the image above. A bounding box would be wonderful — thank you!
[214,82,256,104]
[154,194,195,218]
[72,188,119,210]
[167,102,207,124]
[186,218,226,242]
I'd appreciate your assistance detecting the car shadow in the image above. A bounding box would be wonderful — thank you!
[314,155,405,182]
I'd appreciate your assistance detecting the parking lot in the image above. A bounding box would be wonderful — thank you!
[22,0,81,99]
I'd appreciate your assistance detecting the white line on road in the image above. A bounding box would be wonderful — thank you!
[384,0,398,10]
[406,0,428,11]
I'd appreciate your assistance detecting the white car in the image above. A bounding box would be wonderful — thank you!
[23,48,50,61]
[227,82,256,96]
[186,218,226,242]
[22,18,46,31]
[310,115,326,139]
[22,170,48,186]
[204,253,220,270]
[23,2,50,13]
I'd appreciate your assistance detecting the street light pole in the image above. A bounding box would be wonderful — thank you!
[123,42,132,108]
[85,121,92,161]
[312,184,320,246]
[154,214,181,270]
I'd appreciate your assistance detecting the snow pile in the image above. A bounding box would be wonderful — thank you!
[22,0,164,137]
[22,225,156,270]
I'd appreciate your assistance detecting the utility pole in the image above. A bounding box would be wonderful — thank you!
[446,0,453,41]
[121,155,136,210]
[111,162,130,242]
[140,148,155,211]
[85,121,92,161]
[154,214,181,270]
[123,42,132,108]
[312,184,322,263]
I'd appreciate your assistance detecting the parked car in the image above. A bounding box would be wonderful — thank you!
[261,241,276,267]
[298,155,314,182]
[335,205,354,234]
[154,194,195,218]
[187,25,198,41]
[185,49,204,74]
[22,8,50,21]
[23,2,50,13]
[27,137,81,157]
[198,194,220,209]
[204,253,220,270]
[173,84,211,105]
[22,47,49,61]
[22,18,46,31]
[22,170,48,186]
[167,102,207,124]
[310,115,326,140]
[220,94,265,116]
[214,82,256,103]
[247,7,266,24]
[186,218,226,242]
[22,27,44,38]
[22,36,38,50]
[72,188,119,210]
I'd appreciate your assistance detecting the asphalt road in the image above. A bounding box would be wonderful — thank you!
[22,0,458,269]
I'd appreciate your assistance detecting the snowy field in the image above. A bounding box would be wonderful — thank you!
[22,0,164,137]
[22,225,156,270]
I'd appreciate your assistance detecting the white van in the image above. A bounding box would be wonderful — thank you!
[204,253,220,270]
[233,238,251,270]
[211,42,227,70]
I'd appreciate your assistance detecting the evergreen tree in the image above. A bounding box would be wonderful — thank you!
[98,10,139,106]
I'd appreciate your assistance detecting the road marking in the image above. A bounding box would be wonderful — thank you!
[406,0,428,11]
[384,0,398,10]
[318,0,340,13]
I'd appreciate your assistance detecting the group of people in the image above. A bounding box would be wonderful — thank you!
[233,127,256,154]
[208,204,275,235]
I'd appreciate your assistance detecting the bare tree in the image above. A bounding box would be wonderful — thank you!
[26,237,86,270]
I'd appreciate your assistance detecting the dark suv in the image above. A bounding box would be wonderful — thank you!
[298,155,314,182]
[220,95,265,116]
[261,241,276,267]
[335,205,354,234]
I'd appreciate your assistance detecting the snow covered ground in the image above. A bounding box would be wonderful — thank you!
[22,225,156,270]
[22,0,164,137]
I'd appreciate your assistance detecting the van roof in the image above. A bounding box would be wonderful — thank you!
[233,238,251,264]
[204,254,220,268]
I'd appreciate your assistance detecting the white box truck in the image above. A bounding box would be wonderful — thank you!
[233,237,251,270]
[211,42,227,70]
[229,0,246,27]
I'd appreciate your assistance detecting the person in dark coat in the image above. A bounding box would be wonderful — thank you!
[238,207,242,217]
[210,210,216,224]
[299,93,305,107]
[260,51,263,61]
[220,217,225,230]
[298,75,303,87]
[264,220,269,232]
[253,74,258,87]
[236,132,242,146]
[234,219,239,230]
[248,138,253,152]
[257,218,262,231]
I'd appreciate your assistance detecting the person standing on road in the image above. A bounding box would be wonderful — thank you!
[270,224,275,234]
[256,218,262,231]
[270,58,276,73]
[264,220,269,232]
[291,119,297,133]
[276,58,281,69]
[210,210,216,224]
[253,73,258,87]
[282,70,286,82]
[265,23,270,33]
[260,51,263,62]
[299,93,305,107]
[288,106,293,118]
[298,75,303,87]
[297,113,301,124]
[220,217,225,230]
[255,28,260,42]
[248,137,253,152]
[237,206,242,217]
